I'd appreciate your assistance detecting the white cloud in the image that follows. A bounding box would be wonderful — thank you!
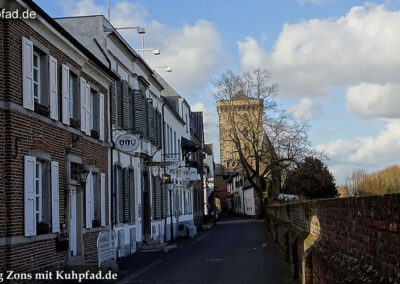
[316,120,400,182]
[346,83,400,119]
[63,0,222,100]
[288,98,323,120]
[62,0,105,16]
[238,4,400,99]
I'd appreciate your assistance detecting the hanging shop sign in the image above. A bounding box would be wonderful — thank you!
[146,161,171,167]
[115,133,140,152]
[166,158,180,170]
[181,167,199,181]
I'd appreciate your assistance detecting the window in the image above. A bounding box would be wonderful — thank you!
[31,48,49,109]
[178,139,181,160]
[69,72,79,122]
[174,131,177,158]
[129,169,135,223]
[33,51,41,104]
[90,89,100,137]
[184,191,188,215]
[153,177,162,220]
[34,161,43,224]
[24,157,54,236]
[92,173,101,227]
[170,127,173,156]
[166,125,170,156]
[85,170,106,228]
[35,160,51,234]
[167,188,170,217]
[117,167,124,224]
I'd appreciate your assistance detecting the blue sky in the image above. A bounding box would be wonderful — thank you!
[39,0,400,184]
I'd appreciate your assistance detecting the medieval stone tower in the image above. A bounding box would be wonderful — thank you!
[216,91,264,173]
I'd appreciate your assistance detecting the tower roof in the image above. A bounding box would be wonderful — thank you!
[232,90,247,100]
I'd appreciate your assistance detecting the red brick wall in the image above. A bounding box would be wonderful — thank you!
[83,231,100,261]
[215,175,229,211]
[266,194,400,283]
[2,19,109,141]
[1,17,111,271]
[5,239,66,272]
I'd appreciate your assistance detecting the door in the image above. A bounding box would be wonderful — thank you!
[70,185,77,256]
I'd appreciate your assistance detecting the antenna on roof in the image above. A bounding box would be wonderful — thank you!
[107,0,110,21]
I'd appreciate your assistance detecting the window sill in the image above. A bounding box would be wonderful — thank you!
[34,102,50,118]
[90,130,100,140]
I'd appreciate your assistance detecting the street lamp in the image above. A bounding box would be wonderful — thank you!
[72,164,89,186]
[114,26,146,56]
[136,48,160,55]
[162,174,174,242]
[153,66,173,72]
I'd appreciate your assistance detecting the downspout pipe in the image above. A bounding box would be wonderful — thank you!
[162,101,167,242]
[97,39,115,229]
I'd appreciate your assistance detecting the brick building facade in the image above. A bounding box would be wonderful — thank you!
[0,0,117,271]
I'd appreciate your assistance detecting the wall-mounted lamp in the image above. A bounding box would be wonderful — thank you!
[136,48,160,55]
[72,164,89,186]
[153,66,173,72]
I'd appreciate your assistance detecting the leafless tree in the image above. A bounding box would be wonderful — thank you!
[345,169,368,196]
[214,69,314,212]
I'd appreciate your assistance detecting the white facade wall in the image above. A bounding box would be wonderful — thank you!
[57,16,167,256]
[163,102,195,240]
[244,188,256,216]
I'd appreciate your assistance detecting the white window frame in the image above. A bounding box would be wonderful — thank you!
[35,161,43,223]
[33,51,41,104]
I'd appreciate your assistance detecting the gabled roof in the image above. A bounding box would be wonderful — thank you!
[21,0,118,80]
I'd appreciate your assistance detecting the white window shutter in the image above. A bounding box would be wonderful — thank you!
[101,173,106,226]
[85,172,92,228]
[51,161,60,233]
[24,156,36,236]
[91,175,95,222]
[85,82,91,135]
[49,56,58,121]
[22,37,34,111]
[61,64,70,125]
[99,93,105,141]
[80,77,87,133]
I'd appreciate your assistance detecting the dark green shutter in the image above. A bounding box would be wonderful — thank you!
[112,165,118,225]
[143,97,148,139]
[110,83,117,125]
[122,80,130,130]
[158,111,162,148]
[161,181,166,218]
[123,168,129,223]
[147,99,155,144]
[133,90,144,136]
[153,177,161,220]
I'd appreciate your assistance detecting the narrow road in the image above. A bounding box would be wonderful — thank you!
[118,219,294,284]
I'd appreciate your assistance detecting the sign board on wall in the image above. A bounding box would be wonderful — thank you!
[115,133,140,152]
[181,167,199,181]
[166,158,180,170]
